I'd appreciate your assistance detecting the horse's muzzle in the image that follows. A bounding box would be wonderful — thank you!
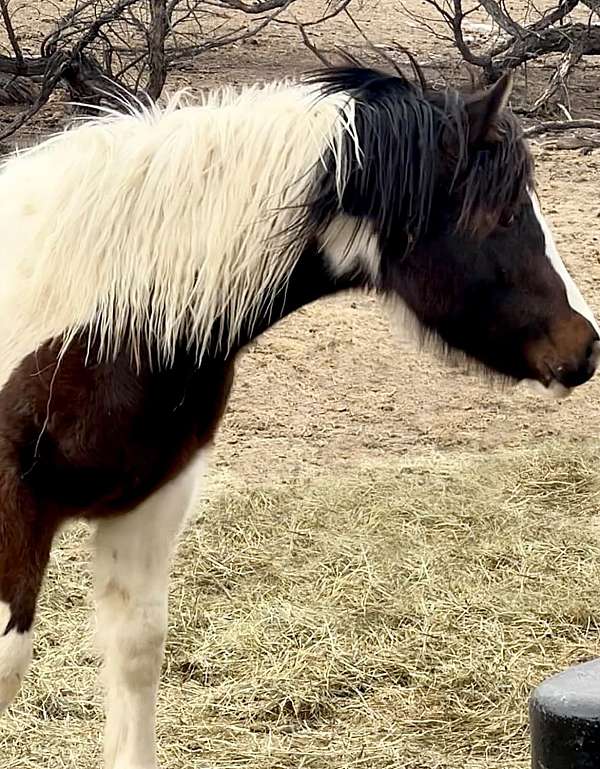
[538,337,600,398]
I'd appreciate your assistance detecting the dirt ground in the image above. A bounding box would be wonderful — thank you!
[2,2,600,768]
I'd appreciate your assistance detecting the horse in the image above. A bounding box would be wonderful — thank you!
[0,63,598,768]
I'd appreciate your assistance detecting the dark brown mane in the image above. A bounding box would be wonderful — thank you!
[454,112,534,236]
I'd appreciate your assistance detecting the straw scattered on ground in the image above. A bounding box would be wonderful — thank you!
[3,441,600,768]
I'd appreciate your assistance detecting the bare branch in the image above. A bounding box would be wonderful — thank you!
[523,43,582,114]
[486,0,581,59]
[274,0,352,29]
[0,53,67,142]
[147,0,168,100]
[73,0,140,56]
[166,0,293,62]
[422,0,492,70]
[495,22,600,73]
[204,0,290,13]
[0,0,23,66]
[530,0,580,33]
[525,118,600,137]
[42,0,98,56]
[420,0,600,99]
[0,53,47,77]
[449,0,493,69]
[478,0,524,37]
[297,24,333,66]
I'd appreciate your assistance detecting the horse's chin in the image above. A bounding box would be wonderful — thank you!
[521,378,572,401]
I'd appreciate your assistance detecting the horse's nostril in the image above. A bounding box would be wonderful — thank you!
[555,358,596,388]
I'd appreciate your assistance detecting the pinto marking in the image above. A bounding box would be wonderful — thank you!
[529,190,600,335]
[95,453,207,769]
[320,214,380,282]
[0,601,32,712]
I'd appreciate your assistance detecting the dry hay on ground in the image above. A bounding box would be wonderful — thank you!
[2,442,600,768]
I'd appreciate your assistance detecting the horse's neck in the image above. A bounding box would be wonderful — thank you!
[230,243,364,352]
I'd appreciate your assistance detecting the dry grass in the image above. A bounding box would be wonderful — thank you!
[3,442,600,768]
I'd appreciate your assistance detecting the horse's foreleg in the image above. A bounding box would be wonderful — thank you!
[93,455,205,769]
[0,463,53,712]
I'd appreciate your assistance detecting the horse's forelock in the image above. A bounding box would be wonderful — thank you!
[453,113,534,237]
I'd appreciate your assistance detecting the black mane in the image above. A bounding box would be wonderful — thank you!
[305,65,533,248]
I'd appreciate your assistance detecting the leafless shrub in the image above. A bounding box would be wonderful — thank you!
[0,0,348,140]
[401,0,600,140]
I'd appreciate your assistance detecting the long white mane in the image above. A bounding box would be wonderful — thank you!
[0,79,358,384]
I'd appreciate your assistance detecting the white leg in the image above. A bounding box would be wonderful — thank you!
[0,602,32,712]
[94,454,206,769]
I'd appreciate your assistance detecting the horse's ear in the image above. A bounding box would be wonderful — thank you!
[464,72,513,145]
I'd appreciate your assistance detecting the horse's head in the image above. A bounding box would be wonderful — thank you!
[394,74,598,395]
[318,67,599,397]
